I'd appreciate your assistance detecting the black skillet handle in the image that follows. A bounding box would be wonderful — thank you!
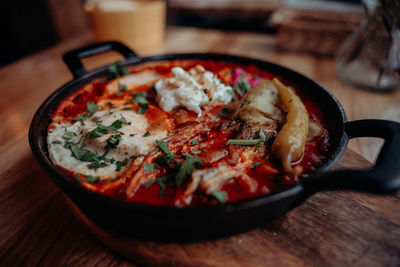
[303,119,400,195]
[62,41,137,79]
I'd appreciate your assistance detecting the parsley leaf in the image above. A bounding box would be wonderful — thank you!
[174,154,202,186]
[211,190,227,203]
[191,139,199,145]
[117,82,128,95]
[63,130,76,140]
[226,139,262,146]
[143,163,155,173]
[64,141,111,170]
[130,154,144,159]
[87,102,98,114]
[73,101,98,125]
[115,159,129,172]
[145,175,169,198]
[259,129,266,141]
[143,131,151,137]
[75,174,81,182]
[218,107,231,118]
[155,140,175,159]
[107,61,130,80]
[73,113,91,124]
[192,149,207,155]
[87,117,128,139]
[105,134,122,149]
[84,176,101,184]
[233,77,250,96]
[250,162,262,168]
[131,92,149,114]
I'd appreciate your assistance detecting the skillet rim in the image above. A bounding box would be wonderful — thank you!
[28,52,348,213]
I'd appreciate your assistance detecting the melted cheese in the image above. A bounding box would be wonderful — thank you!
[155,65,233,116]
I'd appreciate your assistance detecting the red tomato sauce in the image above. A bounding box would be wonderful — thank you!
[50,60,330,206]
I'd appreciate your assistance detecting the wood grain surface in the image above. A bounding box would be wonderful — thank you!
[1,27,400,266]
[67,150,400,267]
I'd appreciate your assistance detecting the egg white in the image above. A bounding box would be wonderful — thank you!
[48,109,168,179]
[105,70,159,94]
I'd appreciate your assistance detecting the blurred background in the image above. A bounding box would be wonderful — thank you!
[0,0,364,66]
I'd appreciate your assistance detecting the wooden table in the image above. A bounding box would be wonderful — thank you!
[1,27,399,266]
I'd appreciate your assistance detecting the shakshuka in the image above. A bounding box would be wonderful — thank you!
[47,60,329,206]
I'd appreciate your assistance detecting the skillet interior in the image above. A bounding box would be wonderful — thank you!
[29,53,348,241]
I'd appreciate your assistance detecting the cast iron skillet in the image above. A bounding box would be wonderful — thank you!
[29,41,400,241]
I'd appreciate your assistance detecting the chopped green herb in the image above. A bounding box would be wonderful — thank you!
[130,92,149,114]
[105,134,122,149]
[115,159,129,172]
[250,162,262,168]
[211,190,227,203]
[254,142,261,152]
[245,100,251,105]
[91,117,102,124]
[145,175,169,198]
[158,180,166,197]
[143,131,151,137]
[64,142,111,170]
[177,114,183,118]
[116,83,128,96]
[156,154,170,167]
[86,118,128,139]
[84,176,101,184]
[192,149,207,155]
[63,130,76,140]
[226,139,262,146]
[123,107,132,111]
[289,99,293,103]
[88,160,108,170]
[73,113,91,125]
[74,174,81,182]
[143,163,155,173]
[119,82,128,91]
[52,140,63,145]
[227,88,235,96]
[130,154,144,159]
[136,107,146,114]
[107,61,130,80]
[105,176,121,184]
[174,154,202,186]
[69,143,94,161]
[266,135,274,146]
[191,139,199,145]
[73,101,99,124]
[218,107,230,118]
[259,129,266,141]
[155,140,175,159]
[120,115,130,125]
[87,102,98,114]
[130,134,136,137]
[132,92,147,105]
[233,77,250,96]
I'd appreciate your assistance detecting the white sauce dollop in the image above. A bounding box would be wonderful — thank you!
[154,65,233,116]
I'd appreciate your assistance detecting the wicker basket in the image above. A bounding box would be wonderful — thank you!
[269,9,362,56]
